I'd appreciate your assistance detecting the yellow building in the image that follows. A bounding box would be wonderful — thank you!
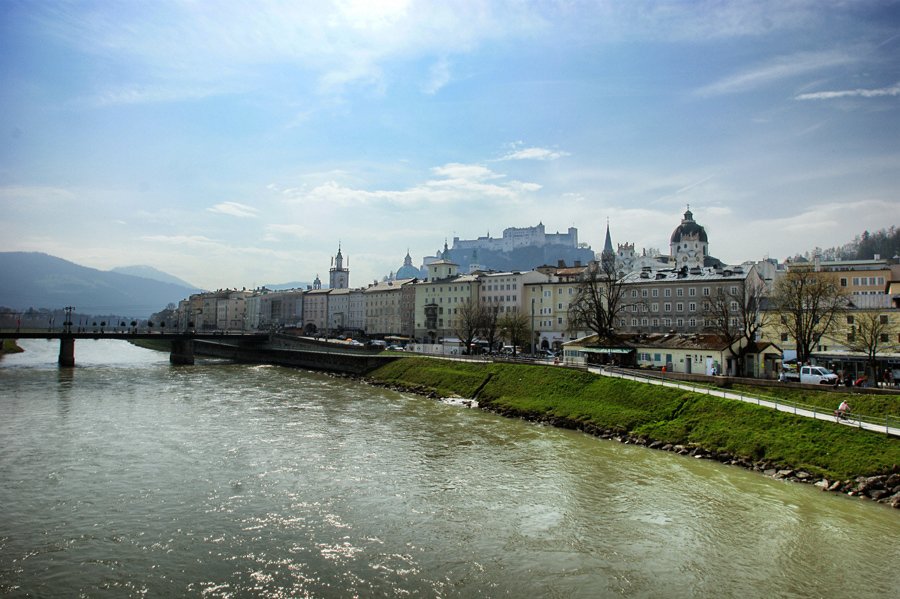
[413,260,479,343]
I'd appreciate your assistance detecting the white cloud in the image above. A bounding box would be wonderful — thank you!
[695,50,855,97]
[430,163,502,181]
[0,185,76,204]
[141,234,222,247]
[32,1,534,103]
[265,224,311,240]
[274,162,540,207]
[499,147,570,161]
[422,57,451,95]
[795,82,900,100]
[207,202,259,218]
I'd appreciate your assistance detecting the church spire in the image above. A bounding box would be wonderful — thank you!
[603,219,614,254]
[601,218,615,270]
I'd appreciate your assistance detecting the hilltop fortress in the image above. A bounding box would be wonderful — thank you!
[425,222,596,274]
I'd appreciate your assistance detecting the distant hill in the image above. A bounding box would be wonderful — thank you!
[0,252,202,318]
[110,265,198,289]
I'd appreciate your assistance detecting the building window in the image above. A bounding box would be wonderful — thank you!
[689,288,696,296]
[780,333,788,342]
[664,302,671,312]
[652,289,659,297]
[702,287,710,296]
[847,315,854,324]
[880,333,889,342]
[651,303,659,312]
[664,288,671,297]
[689,302,696,312]
[880,315,889,324]
[840,278,848,287]
[676,288,683,297]
[676,302,684,311]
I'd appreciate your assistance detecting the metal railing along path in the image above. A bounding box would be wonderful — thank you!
[593,366,900,438]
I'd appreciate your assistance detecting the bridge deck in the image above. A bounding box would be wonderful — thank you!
[0,331,269,341]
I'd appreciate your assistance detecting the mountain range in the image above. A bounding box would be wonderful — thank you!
[0,252,204,318]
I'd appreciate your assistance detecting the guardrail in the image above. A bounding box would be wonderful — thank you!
[599,367,899,437]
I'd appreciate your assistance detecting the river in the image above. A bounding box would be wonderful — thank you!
[1,339,897,598]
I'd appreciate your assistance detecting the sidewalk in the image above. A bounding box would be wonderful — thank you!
[592,367,900,437]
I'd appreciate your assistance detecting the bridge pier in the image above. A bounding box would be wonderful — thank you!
[170,339,195,365]
[58,337,75,367]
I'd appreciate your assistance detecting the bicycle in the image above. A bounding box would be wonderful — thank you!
[834,409,853,424]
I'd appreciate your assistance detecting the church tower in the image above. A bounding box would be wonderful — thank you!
[329,244,349,289]
[600,220,615,270]
[669,206,708,269]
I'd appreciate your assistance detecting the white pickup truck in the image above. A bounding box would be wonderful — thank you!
[780,365,839,385]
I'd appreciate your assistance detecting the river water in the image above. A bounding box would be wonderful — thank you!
[1,339,897,598]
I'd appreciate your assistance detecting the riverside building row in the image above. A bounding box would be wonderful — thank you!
[173,209,900,377]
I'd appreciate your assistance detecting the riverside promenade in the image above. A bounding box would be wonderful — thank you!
[593,366,900,438]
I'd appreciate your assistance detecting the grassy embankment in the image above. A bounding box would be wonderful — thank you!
[729,383,900,419]
[128,339,172,352]
[367,357,900,481]
[1,339,25,354]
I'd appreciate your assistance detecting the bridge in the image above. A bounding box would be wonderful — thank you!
[0,330,270,366]
[0,330,400,375]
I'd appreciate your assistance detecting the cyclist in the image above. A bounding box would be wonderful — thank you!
[836,400,851,421]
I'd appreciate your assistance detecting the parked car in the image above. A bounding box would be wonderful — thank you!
[780,365,838,385]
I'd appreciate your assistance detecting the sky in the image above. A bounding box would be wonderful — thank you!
[1,1,898,291]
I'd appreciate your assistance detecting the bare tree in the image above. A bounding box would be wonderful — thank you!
[454,299,483,355]
[498,312,530,357]
[771,265,848,365]
[843,311,899,385]
[702,274,771,376]
[567,259,633,341]
[479,303,502,353]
